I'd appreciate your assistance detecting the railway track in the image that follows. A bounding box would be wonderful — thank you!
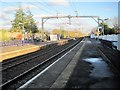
[2,39,76,82]
[1,38,82,89]
[1,44,59,71]
[1,43,58,70]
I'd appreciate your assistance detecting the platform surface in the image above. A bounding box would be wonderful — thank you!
[0,41,57,62]
[19,38,119,89]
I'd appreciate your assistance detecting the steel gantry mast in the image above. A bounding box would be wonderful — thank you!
[41,15,100,41]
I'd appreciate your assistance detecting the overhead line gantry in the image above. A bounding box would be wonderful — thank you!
[41,15,100,41]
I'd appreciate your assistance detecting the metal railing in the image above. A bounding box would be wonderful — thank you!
[0,40,33,47]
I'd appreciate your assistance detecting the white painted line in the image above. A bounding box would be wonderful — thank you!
[18,41,84,89]
[50,42,85,88]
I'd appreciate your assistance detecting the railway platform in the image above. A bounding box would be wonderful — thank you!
[18,38,120,89]
[0,42,49,62]
[0,44,37,62]
[0,40,69,62]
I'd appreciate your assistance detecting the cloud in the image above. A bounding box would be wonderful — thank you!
[3,6,19,13]
[0,19,12,30]
[48,0,69,6]
[1,0,119,2]
[21,4,38,10]
[33,12,68,19]
[100,7,112,12]
[3,4,37,13]
[0,25,12,30]
[0,12,12,21]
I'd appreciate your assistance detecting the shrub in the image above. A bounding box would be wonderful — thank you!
[0,29,10,42]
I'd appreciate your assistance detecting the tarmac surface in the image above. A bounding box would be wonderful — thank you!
[65,38,119,88]
[18,38,84,89]
[17,38,120,89]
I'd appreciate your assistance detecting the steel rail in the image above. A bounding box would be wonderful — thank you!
[2,43,57,65]
[0,39,81,89]
[1,45,58,71]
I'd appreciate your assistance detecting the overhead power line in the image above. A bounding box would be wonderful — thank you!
[36,2,70,26]
[27,2,63,25]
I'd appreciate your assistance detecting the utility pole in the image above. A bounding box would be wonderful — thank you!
[97,17,100,41]
[102,20,104,35]
[68,15,71,25]
[41,17,49,41]
[56,11,59,19]
[41,18,44,41]
[75,11,78,17]
[19,22,25,45]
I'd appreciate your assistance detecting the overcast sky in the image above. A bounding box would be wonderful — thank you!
[0,0,119,34]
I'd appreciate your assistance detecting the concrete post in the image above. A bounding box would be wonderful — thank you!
[118,34,120,51]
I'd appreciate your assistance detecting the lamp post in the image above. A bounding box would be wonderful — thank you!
[19,23,25,45]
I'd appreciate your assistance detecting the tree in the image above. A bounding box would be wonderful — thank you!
[100,22,115,35]
[105,26,115,35]
[12,8,26,30]
[110,17,120,34]
[9,28,22,32]
[51,29,83,38]
[25,10,38,33]
[0,29,10,41]
[11,8,38,33]
[52,29,62,35]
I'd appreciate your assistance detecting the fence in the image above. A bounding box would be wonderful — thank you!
[0,40,32,47]
[91,34,119,50]
[100,39,117,49]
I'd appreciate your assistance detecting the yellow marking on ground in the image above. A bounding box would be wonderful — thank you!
[0,45,43,62]
[0,39,69,62]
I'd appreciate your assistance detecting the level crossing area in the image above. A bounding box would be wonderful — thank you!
[0,37,120,89]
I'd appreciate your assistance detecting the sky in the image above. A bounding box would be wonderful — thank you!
[0,0,119,34]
